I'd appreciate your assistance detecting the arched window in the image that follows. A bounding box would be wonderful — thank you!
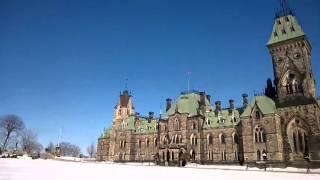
[175,118,180,130]
[190,134,197,145]
[257,150,261,161]
[207,134,213,145]
[171,151,174,160]
[192,122,196,129]
[232,133,239,144]
[255,111,261,119]
[146,138,149,148]
[282,70,303,95]
[287,119,309,154]
[166,150,170,161]
[154,138,158,146]
[138,140,141,148]
[179,135,182,144]
[254,126,265,143]
[190,150,196,161]
[219,134,225,144]
[162,151,165,161]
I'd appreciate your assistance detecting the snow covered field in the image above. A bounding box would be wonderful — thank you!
[0,159,319,180]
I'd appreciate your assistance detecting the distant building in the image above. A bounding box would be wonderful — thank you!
[97,5,320,167]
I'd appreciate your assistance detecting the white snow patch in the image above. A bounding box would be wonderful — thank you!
[0,159,319,180]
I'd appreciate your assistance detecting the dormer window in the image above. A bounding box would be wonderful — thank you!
[274,31,278,37]
[282,29,286,34]
[285,16,290,22]
[277,20,281,25]
[255,111,261,119]
[291,26,295,32]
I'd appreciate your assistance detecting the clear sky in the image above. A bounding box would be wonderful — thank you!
[1,0,320,154]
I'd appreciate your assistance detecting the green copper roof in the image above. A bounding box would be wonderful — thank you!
[203,109,240,128]
[101,127,112,138]
[125,115,158,134]
[240,96,276,118]
[162,92,212,118]
[267,14,305,46]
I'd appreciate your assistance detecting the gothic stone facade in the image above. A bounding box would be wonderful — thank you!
[97,12,320,167]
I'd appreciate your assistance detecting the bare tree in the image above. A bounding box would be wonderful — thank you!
[20,129,43,155]
[59,142,81,157]
[0,114,25,150]
[46,141,55,154]
[86,142,96,158]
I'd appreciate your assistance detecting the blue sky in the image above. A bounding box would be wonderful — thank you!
[1,0,320,154]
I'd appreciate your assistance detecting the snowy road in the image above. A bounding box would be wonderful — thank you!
[0,159,319,180]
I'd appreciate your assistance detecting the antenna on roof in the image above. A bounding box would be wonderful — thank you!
[186,71,191,92]
[159,103,162,119]
[125,78,128,90]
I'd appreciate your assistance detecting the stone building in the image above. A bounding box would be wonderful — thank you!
[97,7,320,167]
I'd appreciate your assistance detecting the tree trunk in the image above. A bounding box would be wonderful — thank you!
[2,131,11,150]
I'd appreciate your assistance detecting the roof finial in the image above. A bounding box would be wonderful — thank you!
[277,0,293,17]
[125,78,128,90]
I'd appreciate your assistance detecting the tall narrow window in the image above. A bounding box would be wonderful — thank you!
[146,138,149,148]
[257,150,261,161]
[255,111,261,119]
[207,134,213,145]
[219,134,225,144]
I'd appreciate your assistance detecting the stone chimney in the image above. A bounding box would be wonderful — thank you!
[166,98,172,111]
[228,99,235,114]
[148,112,154,123]
[229,99,235,109]
[148,112,154,119]
[215,101,221,116]
[242,94,249,107]
[199,92,206,106]
[206,94,211,103]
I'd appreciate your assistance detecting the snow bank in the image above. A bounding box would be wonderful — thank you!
[17,154,32,160]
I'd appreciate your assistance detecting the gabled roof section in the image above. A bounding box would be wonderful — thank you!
[125,115,158,134]
[162,92,212,118]
[267,14,305,46]
[240,96,276,118]
[203,109,240,128]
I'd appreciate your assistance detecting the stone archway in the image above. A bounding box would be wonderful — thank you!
[154,153,160,165]
[178,148,187,167]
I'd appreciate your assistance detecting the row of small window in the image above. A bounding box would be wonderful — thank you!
[274,26,296,37]
[207,151,238,161]
[161,133,239,145]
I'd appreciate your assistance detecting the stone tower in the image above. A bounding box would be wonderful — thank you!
[267,10,316,103]
[112,90,135,129]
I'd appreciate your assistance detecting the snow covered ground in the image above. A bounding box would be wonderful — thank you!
[0,159,319,180]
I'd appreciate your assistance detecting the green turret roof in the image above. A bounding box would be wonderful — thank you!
[240,96,276,118]
[162,92,212,118]
[267,14,305,46]
[101,127,112,138]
